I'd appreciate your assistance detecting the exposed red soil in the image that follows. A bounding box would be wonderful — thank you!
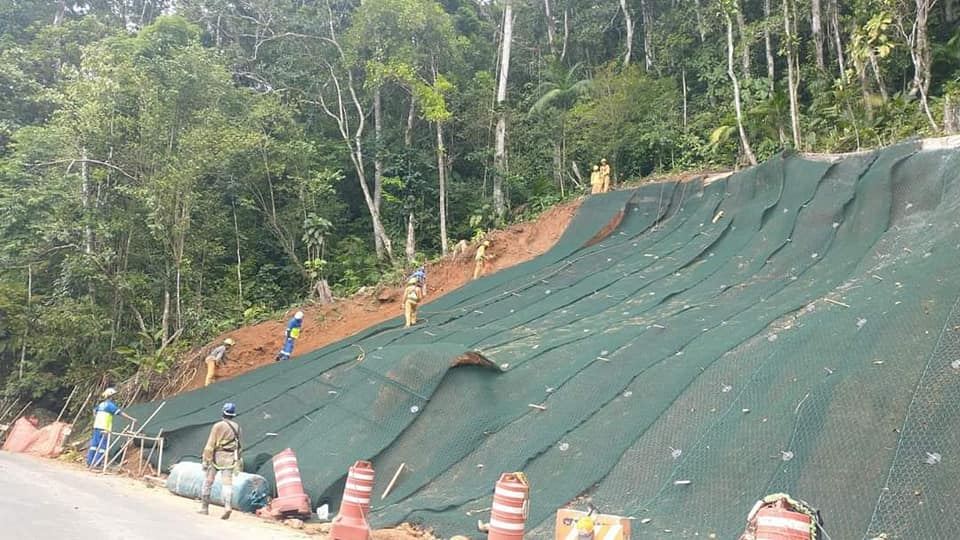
[186,199,581,390]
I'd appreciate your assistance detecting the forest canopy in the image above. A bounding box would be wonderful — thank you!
[1,0,958,406]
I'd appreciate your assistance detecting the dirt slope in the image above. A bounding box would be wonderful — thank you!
[184,200,580,391]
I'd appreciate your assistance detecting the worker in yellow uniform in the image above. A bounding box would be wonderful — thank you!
[199,402,243,519]
[403,277,423,327]
[589,165,602,194]
[85,388,137,467]
[204,338,235,387]
[473,240,490,280]
[599,158,611,193]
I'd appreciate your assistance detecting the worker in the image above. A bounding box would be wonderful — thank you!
[473,240,490,280]
[204,338,236,387]
[199,402,243,519]
[589,164,602,194]
[403,277,423,327]
[85,388,137,468]
[275,310,304,362]
[409,266,427,296]
[599,158,611,193]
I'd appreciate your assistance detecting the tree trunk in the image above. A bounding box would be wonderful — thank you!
[829,0,845,78]
[620,0,635,67]
[18,265,31,380]
[544,0,557,56]
[783,0,802,148]
[947,0,958,22]
[493,0,513,220]
[682,67,688,128]
[406,211,416,262]
[373,86,385,256]
[911,0,938,130]
[639,0,655,70]
[945,94,960,134]
[232,202,243,304]
[735,0,751,78]
[726,12,757,165]
[694,0,707,43]
[764,0,775,91]
[561,8,569,61]
[810,0,825,70]
[867,48,888,101]
[436,121,449,255]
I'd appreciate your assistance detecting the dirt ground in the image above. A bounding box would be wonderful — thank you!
[184,199,581,391]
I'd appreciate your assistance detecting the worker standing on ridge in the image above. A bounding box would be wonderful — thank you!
[403,277,424,327]
[599,158,611,193]
[199,402,243,520]
[473,240,490,280]
[85,387,137,467]
[204,338,235,387]
[275,310,304,361]
[589,164,602,194]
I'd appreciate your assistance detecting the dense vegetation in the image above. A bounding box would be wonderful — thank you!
[1,0,958,407]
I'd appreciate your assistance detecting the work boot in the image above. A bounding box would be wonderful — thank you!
[198,496,210,515]
[221,487,233,520]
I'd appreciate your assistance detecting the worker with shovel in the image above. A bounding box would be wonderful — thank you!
[199,402,243,520]
[85,387,137,467]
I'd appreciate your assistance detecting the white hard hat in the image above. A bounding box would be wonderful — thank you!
[102,387,117,398]
[295,311,304,320]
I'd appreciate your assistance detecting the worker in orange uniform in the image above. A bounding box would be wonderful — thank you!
[403,277,423,327]
[589,164,602,194]
[199,402,243,520]
[599,158,611,192]
[204,338,235,387]
[473,240,490,280]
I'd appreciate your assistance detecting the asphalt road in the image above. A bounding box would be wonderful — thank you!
[0,451,310,540]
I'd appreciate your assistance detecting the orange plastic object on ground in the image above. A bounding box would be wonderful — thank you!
[329,460,375,540]
[488,472,529,540]
[754,506,813,540]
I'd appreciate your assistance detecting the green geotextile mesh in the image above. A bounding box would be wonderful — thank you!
[126,143,960,539]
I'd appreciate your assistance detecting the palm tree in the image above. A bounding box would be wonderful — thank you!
[528,61,592,196]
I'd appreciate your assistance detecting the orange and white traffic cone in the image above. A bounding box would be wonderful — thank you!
[268,448,312,517]
[487,472,529,540]
[330,461,375,540]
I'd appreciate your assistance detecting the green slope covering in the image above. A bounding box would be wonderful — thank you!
[126,143,960,538]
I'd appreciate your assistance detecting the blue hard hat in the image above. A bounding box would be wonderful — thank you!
[222,402,237,417]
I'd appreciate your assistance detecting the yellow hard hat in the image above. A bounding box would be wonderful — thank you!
[483,240,490,246]
[223,338,236,346]
[102,387,117,398]
[592,165,599,171]
[407,277,419,285]
[601,158,607,163]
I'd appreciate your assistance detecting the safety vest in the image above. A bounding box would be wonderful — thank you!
[287,318,302,339]
[405,284,420,303]
[93,400,119,431]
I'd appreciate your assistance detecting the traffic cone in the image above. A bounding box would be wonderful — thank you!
[267,448,312,517]
[488,472,529,540]
[330,461,375,540]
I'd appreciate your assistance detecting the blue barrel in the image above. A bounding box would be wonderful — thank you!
[166,461,269,512]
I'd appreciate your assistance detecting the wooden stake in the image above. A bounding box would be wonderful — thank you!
[141,429,164,477]
[71,390,94,427]
[55,386,78,423]
[381,463,407,500]
[0,398,20,422]
[823,298,850,308]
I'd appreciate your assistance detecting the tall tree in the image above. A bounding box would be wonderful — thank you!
[493,0,513,220]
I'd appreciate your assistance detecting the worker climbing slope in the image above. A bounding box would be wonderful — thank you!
[199,402,243,520]
[473,240,491,280]
[403,277,424,327]
[275,311,304,361]
[204,338,235,387]
[85,387,137,468]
